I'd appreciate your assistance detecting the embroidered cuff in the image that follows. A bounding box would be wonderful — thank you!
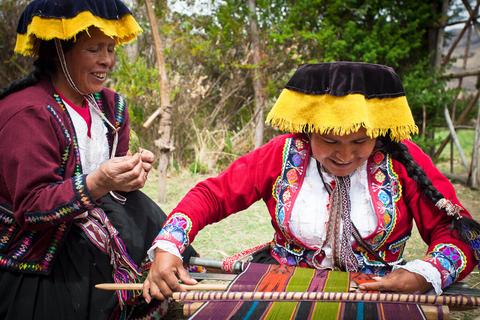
[24,175,96,224]
[73,174,96,208]
[153,212,192,254]
[147,240,183,261]
[423,243,467,288]
[394,259,443,295]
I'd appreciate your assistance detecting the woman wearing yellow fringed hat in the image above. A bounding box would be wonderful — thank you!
[143,62,479,302]
[0,0,197,319]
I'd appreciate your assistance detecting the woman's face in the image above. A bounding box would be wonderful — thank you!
[63,27,116,96]
[310,128,377,177]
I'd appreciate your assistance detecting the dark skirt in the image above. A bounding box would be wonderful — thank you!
[0,190,197,320]
[250,246,279,265]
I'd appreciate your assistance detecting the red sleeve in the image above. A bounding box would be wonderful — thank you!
[0,106,95,230]
[154,135,288,252]
[399,140,476,284]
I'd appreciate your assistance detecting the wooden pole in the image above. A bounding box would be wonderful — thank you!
[95,283,228,291]
[144,0,173,203]
[441,18,475,67]
[461,0,480,34]
[444,106,469,171]
[468,100,480,188]
[450,22,473,173]
[189,256,244,273]
[442,69,480,79]
[433,91,480,161]
[173,290,480,308]
[143,107,162,129]
[434,0,449,68]
[247,0,267,148]
[422,105,427,137]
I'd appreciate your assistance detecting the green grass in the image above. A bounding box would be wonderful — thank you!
[143,170,273,260]
[434,129,476,175]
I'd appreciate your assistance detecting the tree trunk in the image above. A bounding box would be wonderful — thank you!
[248,0,267,149]
[434,0,449,69]
[145,0,173,202]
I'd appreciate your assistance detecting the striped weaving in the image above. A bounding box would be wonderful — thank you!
[190,263,438,320]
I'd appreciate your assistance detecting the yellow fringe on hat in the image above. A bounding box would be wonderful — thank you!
[266,89,418,142]
[15,11,142,56]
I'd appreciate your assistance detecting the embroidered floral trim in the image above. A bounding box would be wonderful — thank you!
[356,250,404,267]
[114,93,127,128]
[388,234,410,255]
[154,213,192,253]
[354,250,404,276]
[52,93,84,175]
[46,105,72,177]
[24,175,95,224]
[271,242,305,266]
[0,225,16,251]
[73,174,96,207]
[273,235,305,257]
[0,205,16,251]
[273,137,308,236]
[0,222,67,274]
[424,243,467,288]
[367,151,402,249]
[0,205,14,225]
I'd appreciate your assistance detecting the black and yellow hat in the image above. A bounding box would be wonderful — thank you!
[266,62,418,141]
[15,0,142,56]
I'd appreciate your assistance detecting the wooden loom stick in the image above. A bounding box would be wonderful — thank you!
[189,256,244,273]
[172,291,480,308]
[95,283,228,291]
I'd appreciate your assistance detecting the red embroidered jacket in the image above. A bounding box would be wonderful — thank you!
[0,79,130,274]
[156,134,476,288]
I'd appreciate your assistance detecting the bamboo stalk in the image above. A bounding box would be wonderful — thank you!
[95,283,228,291]
[172,291,480,308]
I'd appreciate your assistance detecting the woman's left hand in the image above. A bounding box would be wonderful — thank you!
[359,269,432,293]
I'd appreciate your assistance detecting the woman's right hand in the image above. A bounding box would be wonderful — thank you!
[86,153,148,199]
[143,250,197,302]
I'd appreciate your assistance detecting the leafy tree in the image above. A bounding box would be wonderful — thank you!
[2,0,462,170]
[161,0,449,162]
[0,0,32,88]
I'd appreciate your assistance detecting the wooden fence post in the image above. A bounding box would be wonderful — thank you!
[444,106,469,171]
[468,101,480,188]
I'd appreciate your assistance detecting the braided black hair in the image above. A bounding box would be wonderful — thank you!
[379,136,480,261]
[0,39,75,99]
[379,136,444,204]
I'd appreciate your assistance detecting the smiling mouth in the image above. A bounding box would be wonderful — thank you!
[92,72,107,80]
[330,159,352,166]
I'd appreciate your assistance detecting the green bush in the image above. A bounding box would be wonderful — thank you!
[188,161,210,175]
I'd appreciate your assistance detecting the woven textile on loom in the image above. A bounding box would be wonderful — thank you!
[189,263,443,320]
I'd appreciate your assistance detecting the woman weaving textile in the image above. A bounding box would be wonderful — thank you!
[143,62,479,302]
